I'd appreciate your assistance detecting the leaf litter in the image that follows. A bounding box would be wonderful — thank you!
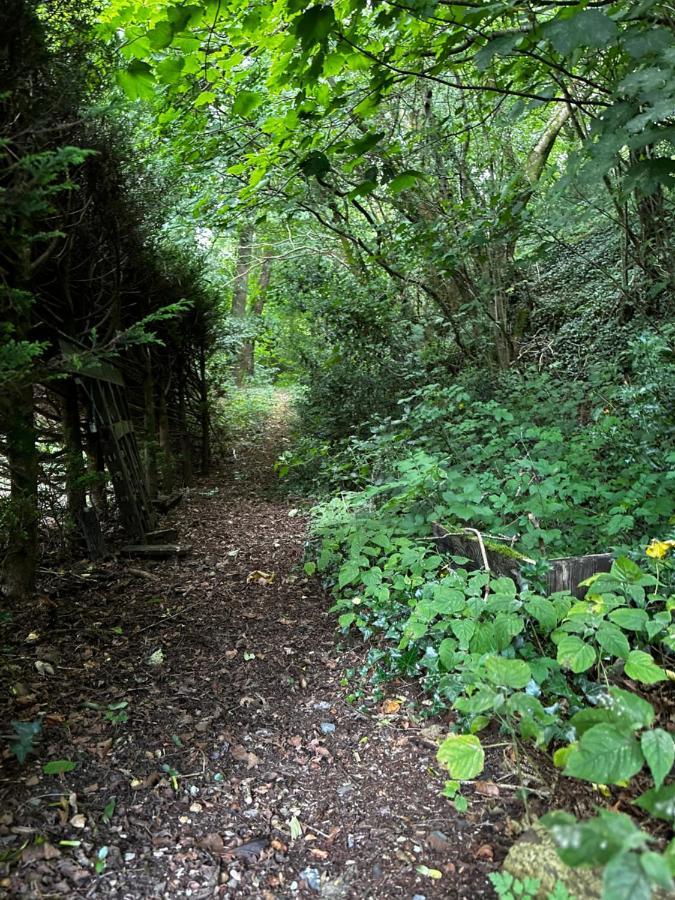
[0,401,529,898]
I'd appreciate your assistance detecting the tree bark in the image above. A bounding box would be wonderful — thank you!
[2,385,38,599]
[232,225,254,386]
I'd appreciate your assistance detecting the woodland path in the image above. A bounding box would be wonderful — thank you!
[1,394,518,899]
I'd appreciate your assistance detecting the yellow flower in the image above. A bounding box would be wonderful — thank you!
[646,539,675,559]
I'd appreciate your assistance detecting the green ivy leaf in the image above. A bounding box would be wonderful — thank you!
[564,724,644,784]
[388,170,424,194]
[641,728,674,789]
[437,733,484,781]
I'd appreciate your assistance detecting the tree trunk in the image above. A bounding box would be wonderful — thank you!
[62,378,87,550]
[199,343,210,475]
[177,359,192,485]
[143,349,158,498]
[2,385,38,599]
[240,254,272,380]
[232,225,254,386]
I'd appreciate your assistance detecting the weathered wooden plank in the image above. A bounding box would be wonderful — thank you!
[433,523,613,598]
[111,420,134,440]
[547,554,613,599]
[120,544,189,559]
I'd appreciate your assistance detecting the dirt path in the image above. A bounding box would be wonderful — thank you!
[1,395,517,899]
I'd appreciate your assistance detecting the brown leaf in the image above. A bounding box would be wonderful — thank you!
[474,844,493,861]
[380,699,401,715]
[199,833,225,854]
[474,781,500,798]
[310,848,328,860]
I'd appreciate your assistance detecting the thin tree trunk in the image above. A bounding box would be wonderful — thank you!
[232,225,254,386]
[2,385,38,599]
[62,378,87,550]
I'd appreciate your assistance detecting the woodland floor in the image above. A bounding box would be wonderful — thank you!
[1,395,543,899]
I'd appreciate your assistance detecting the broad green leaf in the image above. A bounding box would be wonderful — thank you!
[624,650,667,684]
[636,783,675,822]
[232,90,263,117]
[147,21,174,49]
[485,656,531,689]
[609,608,648,631]
[564,724,644,784]
[337,562,360,589]
[437,733,484,781]
[596,622,630,659]
[293,4,335,50]
[556,635,596,673]
[640,851,674,891]
[388,171,423,194]
[641,728,674,789]
[525,596,558,632]
[116,60,155,100]
[603,852,651,900]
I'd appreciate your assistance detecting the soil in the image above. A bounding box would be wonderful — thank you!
[1,397,534,899]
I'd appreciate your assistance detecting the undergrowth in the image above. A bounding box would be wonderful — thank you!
[282,329,675,898]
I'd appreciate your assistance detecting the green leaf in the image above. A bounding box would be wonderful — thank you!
[525,596,558,632]
[338,612,355,629]
[624,650,667,684]
[485,656,531,689]
[641,729,674,789]
[43,759,77,775]
[388,170,424,194]
[609,608,648,631]
[556,635,596,673]
[636,783,675,822]
[116,60,155,101]
[437,733,485,781]
[338,562,360,589]
[147,21,174,50]
[293,4,335,50]
[596,622,631,659]
[641,851,675,890]
[232,90,263,117]
[9,719,42,765]
[545,9,618,57]
[299,151,331,178]
[603,852,652,900]
[564,724,644,784]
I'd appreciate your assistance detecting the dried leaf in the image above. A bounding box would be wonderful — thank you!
[380,698,401,715]
[246,570,275,585]
[474,781,500,798]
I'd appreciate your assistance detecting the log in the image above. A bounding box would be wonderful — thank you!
[432,523,532,585]
[120,544,189,559]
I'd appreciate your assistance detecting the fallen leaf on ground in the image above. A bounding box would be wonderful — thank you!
[474,843,493,860]
[380,698,401,715]
[246,570,275,585]
[474,781,500,798]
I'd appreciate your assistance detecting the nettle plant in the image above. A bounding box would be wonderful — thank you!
[312,498,675,897]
